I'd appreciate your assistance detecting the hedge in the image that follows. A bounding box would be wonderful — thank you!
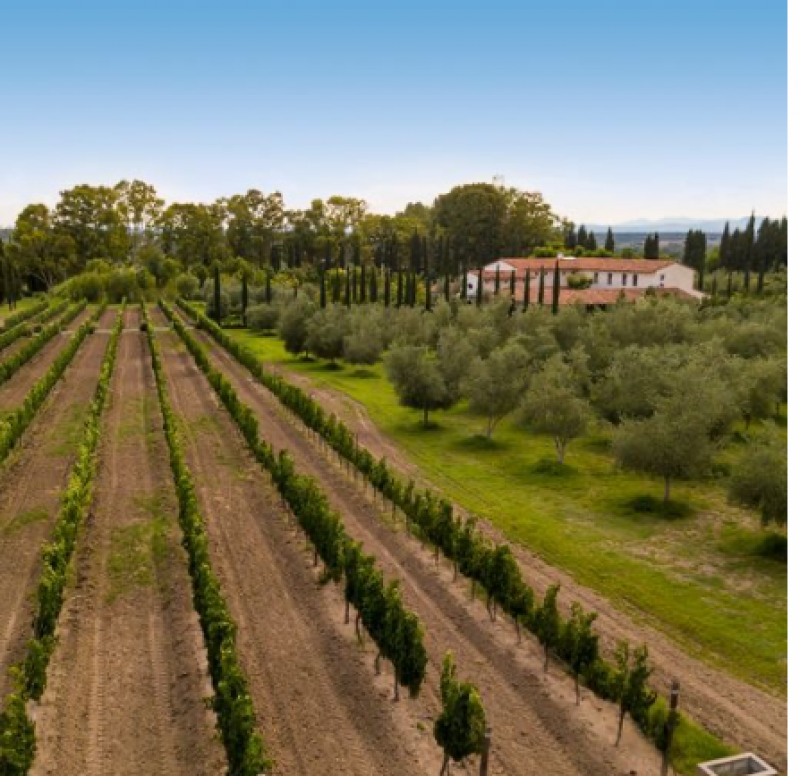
[0,300,49,332]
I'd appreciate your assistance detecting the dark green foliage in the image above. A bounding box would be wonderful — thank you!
[605,228,615,253]
[523,268,531,310]
[144,306,271,774]
[613,642,657,745]
[0,302,85,386]
[0,305,122,773]
[561,603,599,704]
[213,265,222,323]
[164,302,429,703]
[434,652,486,773]
[0,301,90,464]
[175,299,695,760]
[552,262,560,315]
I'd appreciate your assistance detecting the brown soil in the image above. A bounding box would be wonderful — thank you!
[240,343,788,772]
[0,308,117,699]
[153,315,441,776]
[182,318,660,776]
[32,309,225,776]
[0,307,93,411]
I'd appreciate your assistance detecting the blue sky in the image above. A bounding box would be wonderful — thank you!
[0,0,787,225]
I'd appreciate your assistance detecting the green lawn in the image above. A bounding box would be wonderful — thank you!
[0,295,46,327]
[227,328,787,693]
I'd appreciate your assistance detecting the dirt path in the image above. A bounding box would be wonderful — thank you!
[0,308,92,411]
[154,317,439,776]
[183,319,660,776]
[0,308,116,699]
[235,342,788,772]
[32,310,224,776]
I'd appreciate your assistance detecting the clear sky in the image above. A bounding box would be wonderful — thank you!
[0,0,787,226]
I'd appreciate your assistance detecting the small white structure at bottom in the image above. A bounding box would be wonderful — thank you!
[696,753,777,776]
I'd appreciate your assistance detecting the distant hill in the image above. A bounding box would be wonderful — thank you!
[586,216,764,233]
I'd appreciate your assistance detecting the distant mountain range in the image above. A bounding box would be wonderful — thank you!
[586,216,765,234]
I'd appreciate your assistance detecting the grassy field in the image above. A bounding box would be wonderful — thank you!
[0,295,46,327]
[227,328,787,694]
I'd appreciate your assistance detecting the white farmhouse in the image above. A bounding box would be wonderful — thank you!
[464,256,700,307]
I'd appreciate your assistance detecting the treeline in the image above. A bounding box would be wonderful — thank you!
[162,302,497,769]
[176,299,736,764]
[0,180,567,298]
[0,304,121,774]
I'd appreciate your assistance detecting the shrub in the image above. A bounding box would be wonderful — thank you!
[247,303,281,332]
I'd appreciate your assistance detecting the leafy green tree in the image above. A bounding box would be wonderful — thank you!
[520,356,590,464]
[464,341,530,439]
[307,306,348,363]
[561,603,599,704]
[434,652,486,776]
[613,396,714,502]
[737,357,786,428]
[612,642,656,745]
[344,312,384,365]
[278,298,316,357]
[385,345,454,426]
[729,425,787,527]
[437,327,479,399]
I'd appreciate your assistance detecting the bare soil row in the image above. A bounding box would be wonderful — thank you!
[233,323,787,773]
[0,308,116,699]
[31,309,224,776]
[171,309,661,776]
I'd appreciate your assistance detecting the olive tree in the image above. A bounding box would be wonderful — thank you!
[278,297,315,357]
[728,425,787,527]
[520,355,591,464]
[464,340,530,439]
[306,306,349,363]
[385,345,454,427]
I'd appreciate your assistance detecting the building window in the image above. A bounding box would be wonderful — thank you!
[593,272,599,283]
[607,273,613,285]
[633,274,638,287]
[622,273,628,287]
[660,273,665,286]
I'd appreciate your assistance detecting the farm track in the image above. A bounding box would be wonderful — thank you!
[0,307,92,411]
[258,355,789,772]
[179,313,657,776]
[0,308,116,699]
[153,313,437,776]
[32,309,224,776]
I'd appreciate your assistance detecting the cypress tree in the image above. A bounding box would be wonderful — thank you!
[510,269,517,301]
[265,270,272,305]
[523,268,531,311]
[743,213,756,292]
[384,269,391,307]
[408,272,416,307]
[241,273,249,326]
[443,272,450,302]
[577,224,588,248]
[425,274,432,311]
[494,266,501,296]
[605,227,615,253]
[719,222,731,269]
[538,267,545,306]
[726,271,733,300]
[338,241,346,270]
[587,231,597,251]
[461,270,468,301]
[213,265,222,324]
[396,270,404,308]
[332,271,341,304]
[369,267,378,303]
[320,268,327,308]
[477,269,484,307]
[344,268,352,307]
[552,262,561,315]
[324,240,333,271]
[360,265,367,303]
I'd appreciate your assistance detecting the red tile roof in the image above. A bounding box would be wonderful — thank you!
[494,257,677,273]
[509,287,698,306]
